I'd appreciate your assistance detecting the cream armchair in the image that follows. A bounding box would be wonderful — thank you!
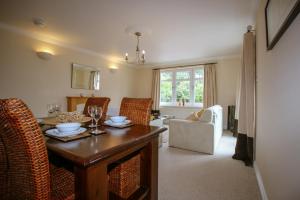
[169,105,223,154]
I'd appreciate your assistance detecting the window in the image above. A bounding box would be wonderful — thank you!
[160,67,204,107]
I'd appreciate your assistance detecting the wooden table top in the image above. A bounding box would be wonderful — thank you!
[45,125,167,167]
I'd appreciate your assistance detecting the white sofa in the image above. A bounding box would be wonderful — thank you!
[169,105,223,154]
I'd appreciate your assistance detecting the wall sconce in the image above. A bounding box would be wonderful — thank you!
[109,65,118,73]
[36,51,53,60]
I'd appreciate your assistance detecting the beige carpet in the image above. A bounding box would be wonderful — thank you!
[158,131,261,200]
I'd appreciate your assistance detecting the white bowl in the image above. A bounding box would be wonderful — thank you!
[56,122,81,133]
[110,116,127,123]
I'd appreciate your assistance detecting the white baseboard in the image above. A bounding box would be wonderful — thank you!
[254,161,268,200]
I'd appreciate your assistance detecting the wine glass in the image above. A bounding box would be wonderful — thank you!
[88,105,96,128]
[90,106,103,135]
[54,104,61,116]
[47,104,55,117]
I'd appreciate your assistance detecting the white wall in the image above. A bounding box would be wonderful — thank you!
[134,68,153,98]
[0,29,137,117]
[216,57,241,128]
[255,0,300,199]
[135,57,241,128]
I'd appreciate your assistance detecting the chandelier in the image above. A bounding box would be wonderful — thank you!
[125,32,146,64]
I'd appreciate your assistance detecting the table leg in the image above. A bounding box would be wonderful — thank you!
[74,162,108,200]
[140,137,159,200]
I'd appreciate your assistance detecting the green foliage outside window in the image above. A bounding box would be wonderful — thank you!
[160,81,172,102]
[176,71,190,79]
[195,69,204,79]
[160,69,204,105]
[161,72,172,81]
[176,81,190,102]
[195,80,204,103]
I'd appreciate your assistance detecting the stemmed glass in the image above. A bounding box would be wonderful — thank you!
[47,104,55,117]
[54,104,61,116]
[90,106,103,135]
[88,105,96,128]
[47,104,61,117]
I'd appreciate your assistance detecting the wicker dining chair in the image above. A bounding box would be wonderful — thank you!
[0,134,8,199]
[119,97,153,126]
[0,98,74,200]
[108,98,153,198]
[83,97,110,123]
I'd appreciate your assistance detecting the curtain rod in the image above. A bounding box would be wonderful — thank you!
[153,62,217,70]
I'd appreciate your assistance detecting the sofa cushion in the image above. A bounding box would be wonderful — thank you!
[185,112,199,121]
[185,109,205,121]
[194,109,205,119]
[199,109,213,122]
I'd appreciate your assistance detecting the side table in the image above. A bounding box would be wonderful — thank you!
[150,117,166,147]
[162,115,176,125]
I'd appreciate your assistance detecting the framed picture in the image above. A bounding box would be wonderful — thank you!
[265,0,300,50]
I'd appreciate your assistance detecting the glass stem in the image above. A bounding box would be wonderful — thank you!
[95,120,98,132]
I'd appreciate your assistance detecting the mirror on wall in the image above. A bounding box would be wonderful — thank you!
[71,63,100,90]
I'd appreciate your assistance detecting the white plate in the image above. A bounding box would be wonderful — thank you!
[45,127,87,137]
[104,120,131,126]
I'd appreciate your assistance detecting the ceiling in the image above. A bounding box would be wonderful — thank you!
[0,0,258,66]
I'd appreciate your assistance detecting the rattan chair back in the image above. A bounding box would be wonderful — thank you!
[0,98,50,200]
[119,98,153,126]
[83,97,110,122]
[0,134,8,199]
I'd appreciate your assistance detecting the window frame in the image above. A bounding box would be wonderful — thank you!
[159,66,204,108]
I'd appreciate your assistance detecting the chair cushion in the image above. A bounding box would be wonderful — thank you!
[50,165,74,200]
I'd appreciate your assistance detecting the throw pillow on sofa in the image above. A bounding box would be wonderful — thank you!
[199,109,213,122]
[186,109,205,121]
[194,109,205,119]
[186,112,199,121]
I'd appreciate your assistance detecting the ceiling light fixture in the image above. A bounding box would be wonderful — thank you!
[125,32,146,64]
[33,17,46,28]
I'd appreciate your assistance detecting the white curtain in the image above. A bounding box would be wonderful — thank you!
[232,31,256,166]
[151,69,160,110]
[203,64,217,108]
[237,32,256,138]
[235,66,241,120]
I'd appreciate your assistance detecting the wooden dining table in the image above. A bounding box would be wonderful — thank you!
[45,124,167,200]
